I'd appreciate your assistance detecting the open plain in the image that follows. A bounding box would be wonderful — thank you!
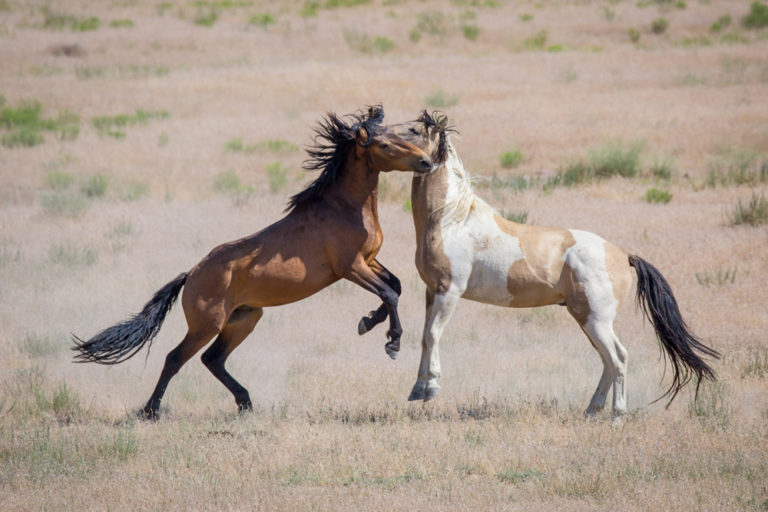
[1,0,767,510]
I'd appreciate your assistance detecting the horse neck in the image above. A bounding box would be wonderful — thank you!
[411,145,468,225]
[328,150,380,215]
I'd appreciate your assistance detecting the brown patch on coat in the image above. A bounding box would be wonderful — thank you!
[492,214,578,307]
[604,242,632,306]
[411,168,453,294]
[562,262,591,326]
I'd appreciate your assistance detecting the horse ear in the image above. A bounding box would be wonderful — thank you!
[355,124,370,145]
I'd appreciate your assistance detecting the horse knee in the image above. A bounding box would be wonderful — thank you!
[390,275,402,296]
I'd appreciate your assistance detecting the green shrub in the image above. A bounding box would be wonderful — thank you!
[73,17,100,31]
[650,158,674,180]
[741,346,768,378]
[628,28,641,43]
[695,268,736,287]
[730,193,768,226]
[499,149,524,169]
[259,139,299,153]
[46,170,75,190]
[644,187,672,203]
[705,148,766,187]
[48,243,98,267]
[80,174,108,198]
[266,161,288,192]
[416,11,451,36]
[214,169,254,204]
[0,100,80,147]
[587,140,643,178]
[109,19,134,28]
[300,1,320,17]
[461,24,480,40]
[519,13,533,22]
[344,31,395,53]
[742,1,768,29]
[91,109,169,138]
[249,13,275,27]
[2,127,44,147]
[195,9,219,26]
[20,334,62,358]
[39,191,88,218]
[710,14,731,32]
[520,30,547,50]
[651,17,669,34]
[425,89,459,108]
[497,468,544,484]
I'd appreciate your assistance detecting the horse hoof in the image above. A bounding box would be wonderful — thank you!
[237,401,253,413]
[138,408,159,421]
[385,346,398,360]
[408,389,425,401]
[358,317,370,335]
[424,387,440,402]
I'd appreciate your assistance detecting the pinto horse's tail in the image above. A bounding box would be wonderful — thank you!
[72,273,188,365]
[628,255,720,405]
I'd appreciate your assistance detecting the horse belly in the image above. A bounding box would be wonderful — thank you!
[240,256,336,307]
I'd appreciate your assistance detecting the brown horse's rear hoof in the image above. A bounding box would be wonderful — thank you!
[138,407,160,421]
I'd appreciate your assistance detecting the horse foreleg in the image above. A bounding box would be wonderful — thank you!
[344,257,402,359]
[201,306,263,412]
[357,259,401,335]
[409,287,460,401]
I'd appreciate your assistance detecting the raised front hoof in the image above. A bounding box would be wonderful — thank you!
[385,344,399,360]
[358,315,373,335]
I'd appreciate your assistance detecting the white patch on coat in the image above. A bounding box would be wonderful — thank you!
[563,230,618,323]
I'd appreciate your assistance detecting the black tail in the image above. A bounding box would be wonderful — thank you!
[72,273,188,365]
[629,255,720,405]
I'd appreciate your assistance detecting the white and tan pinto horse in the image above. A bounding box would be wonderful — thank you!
[360,112,720,416]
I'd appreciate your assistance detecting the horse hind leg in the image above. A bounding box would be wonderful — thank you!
[201,306,263,412]
[142,327,219,420]
[578,316,628,417]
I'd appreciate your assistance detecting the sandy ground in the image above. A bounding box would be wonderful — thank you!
[1,0,767,510]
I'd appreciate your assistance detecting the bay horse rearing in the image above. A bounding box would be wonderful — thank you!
[72,106,434,419]
[368,111,718,417]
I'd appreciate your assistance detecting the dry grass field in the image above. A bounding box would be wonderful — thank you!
[1,0,768,510]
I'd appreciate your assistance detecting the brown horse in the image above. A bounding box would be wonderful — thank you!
[73,106,434,418]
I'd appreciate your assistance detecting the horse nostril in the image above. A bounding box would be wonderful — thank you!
[420,158,433,171]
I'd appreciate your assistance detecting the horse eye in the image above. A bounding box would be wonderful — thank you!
[380,142,390,150]
[409,127,418,134]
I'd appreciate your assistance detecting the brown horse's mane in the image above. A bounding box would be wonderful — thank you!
[286,105,386,212]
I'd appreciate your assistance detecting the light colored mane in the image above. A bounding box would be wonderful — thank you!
[431,140,493,226]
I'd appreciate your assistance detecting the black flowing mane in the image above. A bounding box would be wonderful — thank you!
[286,105,386,212]
[416,110,455,166]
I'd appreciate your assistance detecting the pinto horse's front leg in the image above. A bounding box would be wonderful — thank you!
[409,286,461,401]
[345,256,403,359]
[357,259,401,335]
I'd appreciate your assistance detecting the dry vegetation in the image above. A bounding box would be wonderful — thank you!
[1,0,768,510]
